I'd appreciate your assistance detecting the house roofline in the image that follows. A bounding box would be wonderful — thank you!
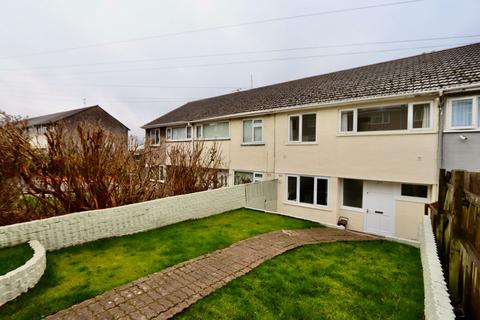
[141,81,480,129]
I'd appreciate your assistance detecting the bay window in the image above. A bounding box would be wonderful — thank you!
[286,175,329,207]
[289,114,316,142]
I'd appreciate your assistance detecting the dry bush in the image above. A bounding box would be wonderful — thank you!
[161,142,224,196]
[0,112,224,225]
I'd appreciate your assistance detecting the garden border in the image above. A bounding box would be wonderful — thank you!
[0,240,46,306]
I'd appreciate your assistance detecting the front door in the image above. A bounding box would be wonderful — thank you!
[364,181,395,236]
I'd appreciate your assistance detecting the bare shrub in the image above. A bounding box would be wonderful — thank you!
[0,112,224,225]
[161,141,224,196]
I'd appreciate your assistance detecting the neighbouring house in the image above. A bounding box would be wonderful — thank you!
[142,43,480,240]
[26,105,129,148]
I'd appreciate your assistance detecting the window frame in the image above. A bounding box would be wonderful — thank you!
[399,183,429,202]
[242,119,264,145]
[196,121,230,140]
[166,125,193,142]
[446,96,479,131]
[338,101,434,134]
[340,178,364,212]
[150,128,161,146]
[338,109,358,133]
[233,170,263,185]
[285,174,329,209]
[288,113,317,143]
[195,125,202,139]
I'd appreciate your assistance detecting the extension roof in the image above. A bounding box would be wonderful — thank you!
[143,43,480,128]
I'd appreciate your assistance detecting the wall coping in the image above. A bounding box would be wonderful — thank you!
[419,215,455,320]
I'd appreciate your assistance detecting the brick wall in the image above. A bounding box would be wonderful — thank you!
[0,184,246,251]
[0,240,46,306]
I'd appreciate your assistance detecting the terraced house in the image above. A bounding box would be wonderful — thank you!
[143,43,480,241]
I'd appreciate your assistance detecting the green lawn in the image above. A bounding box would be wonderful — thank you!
[0,208,318,320]
[0,244,32,275]
[177,241,423,320]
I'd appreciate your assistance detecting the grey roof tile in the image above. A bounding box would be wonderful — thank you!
[144,43,480,127]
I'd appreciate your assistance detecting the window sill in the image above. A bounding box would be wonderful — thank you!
[339,205,364,213]
[166,140,192,143]
[283,201,331,211]
[241,142,265,146]
[444,128,480,133]
[336,130,436,137]
[285,142,318,146]
[395,196,429,204]
[196,138,231,141]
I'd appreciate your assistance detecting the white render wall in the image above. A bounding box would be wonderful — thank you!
[419,215,455,320]
[0,240,46,306]
[0,184,246,251]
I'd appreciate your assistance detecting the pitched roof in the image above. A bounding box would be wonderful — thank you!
[26,105,129,129]
[143,43,480,128]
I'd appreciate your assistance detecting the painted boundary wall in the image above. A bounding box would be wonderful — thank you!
[0,184,246,251]
[419,215,455,320]
[0,240,46,306]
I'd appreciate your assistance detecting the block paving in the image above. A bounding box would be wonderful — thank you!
[47,228,377,320]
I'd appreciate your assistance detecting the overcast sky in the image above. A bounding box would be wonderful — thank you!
[1,0,479,137]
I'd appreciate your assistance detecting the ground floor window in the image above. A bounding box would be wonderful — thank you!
[401,184,428,198]
[342,178,363,209]
[234,171,263,185]
[286,175,329,207]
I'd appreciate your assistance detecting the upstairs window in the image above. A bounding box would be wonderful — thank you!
[150,129,161,145]
[447,97,480,130]
[411,103,431,129]
[289,114,316,142]
[166,126,192,141]
[339,102,432,133]
[358,104,408,131]
[243,119,263,144]
[202,122,229,139]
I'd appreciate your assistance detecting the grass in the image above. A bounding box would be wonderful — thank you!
[177,241,423,320]
[0,208,318,320]
[0,244,32,275]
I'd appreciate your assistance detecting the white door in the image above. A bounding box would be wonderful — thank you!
[364,181,395,236]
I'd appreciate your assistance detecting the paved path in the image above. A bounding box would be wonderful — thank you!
[47,228,377,320]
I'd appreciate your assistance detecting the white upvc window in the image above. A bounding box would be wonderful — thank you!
[195,125,202,139]
[166,126,192,141]
[150,129,161,145]
[242,119,264,144]
[198,122,229,140]
[288,113,316,143]
[234,171,263,185]
[446,96,479,130]
[338,101,433,133]
[286,175,329,208]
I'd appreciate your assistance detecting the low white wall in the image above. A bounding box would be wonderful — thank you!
[0,240,46,306]
[0,184,246,250]
[419,215,455,320]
